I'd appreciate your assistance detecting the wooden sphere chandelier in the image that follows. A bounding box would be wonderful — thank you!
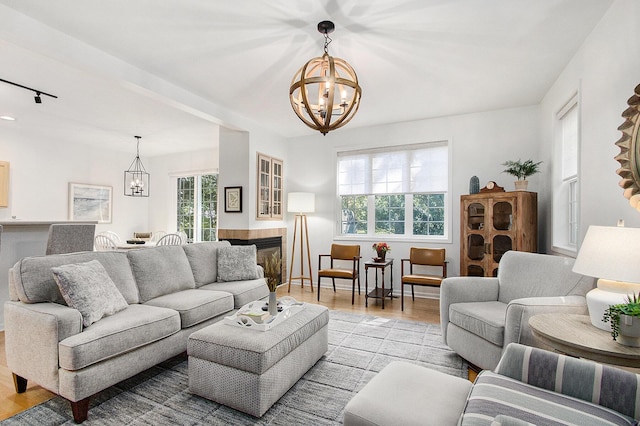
[289,21,362,135]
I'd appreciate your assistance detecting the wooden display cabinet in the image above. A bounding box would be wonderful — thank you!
[460,191,537,277]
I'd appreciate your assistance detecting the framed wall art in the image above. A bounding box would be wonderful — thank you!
[224,186,242,213]
[69,183,113,223]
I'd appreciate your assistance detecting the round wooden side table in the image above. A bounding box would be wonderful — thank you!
[529,313,640,368]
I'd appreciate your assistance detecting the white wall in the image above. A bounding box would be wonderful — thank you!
[285,105,541,296]
[539,0,640,253]
[0,126,148,237]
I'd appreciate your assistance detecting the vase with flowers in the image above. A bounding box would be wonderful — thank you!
[372,242,391,262]
[264,251,282,316]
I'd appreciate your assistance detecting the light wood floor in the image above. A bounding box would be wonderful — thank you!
[0,284,443,420]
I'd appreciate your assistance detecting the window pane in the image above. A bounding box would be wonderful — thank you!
[413,193,445,236]
[341,195,367,234]
[375,195,405,235]
[177,177,195,239]
[200,174,218,242]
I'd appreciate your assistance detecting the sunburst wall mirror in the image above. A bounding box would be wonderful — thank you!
[615,83,640,211]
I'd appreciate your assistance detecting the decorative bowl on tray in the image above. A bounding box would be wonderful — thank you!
[373,257,384,263]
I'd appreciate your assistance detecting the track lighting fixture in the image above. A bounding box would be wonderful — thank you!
[0,78,58,104]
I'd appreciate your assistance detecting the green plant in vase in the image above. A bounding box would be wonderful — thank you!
[501,159,542,190]
[602,293,640,341]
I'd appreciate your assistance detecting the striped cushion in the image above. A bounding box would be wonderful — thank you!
[496,343,640,420]
[461,371,637,426]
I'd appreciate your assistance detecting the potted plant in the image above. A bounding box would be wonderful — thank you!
[602,293,640,347]
[372,242,391,262]
[264,251,282,316]
[501,159,542,191]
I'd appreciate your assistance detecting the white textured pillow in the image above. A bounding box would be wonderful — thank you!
[217,245,260,282]
[52,260,128,327]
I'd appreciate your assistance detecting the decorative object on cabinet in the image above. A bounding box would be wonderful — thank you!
[124,136,149,197]
[480,180,505,193]
[0,161,9,207]
[615,83,640,212]
[289,21,361,136]
[501,159,542,191]
[224,186,242,213]
[256,153,283,219]
[460,191,537,277]
[469,175,480,194]
[68,183,112,223]
[572,225,640,331]
[287,192,315,292]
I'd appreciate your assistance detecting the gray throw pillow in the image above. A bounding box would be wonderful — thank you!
[52,259,128,327]
[217,245,260,282]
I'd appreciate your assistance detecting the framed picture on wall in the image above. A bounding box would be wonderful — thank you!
[68,183,113,223]
[224,186,242,213]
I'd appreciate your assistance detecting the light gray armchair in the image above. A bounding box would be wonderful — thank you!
[440,251,595,370]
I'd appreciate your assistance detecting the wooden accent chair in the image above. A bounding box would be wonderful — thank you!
[317,244,361,304]
[401,247,447,311]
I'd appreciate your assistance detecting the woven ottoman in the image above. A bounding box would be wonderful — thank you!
[187,303,329,417]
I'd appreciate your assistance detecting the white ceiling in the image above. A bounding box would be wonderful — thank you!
[0,0,613,156]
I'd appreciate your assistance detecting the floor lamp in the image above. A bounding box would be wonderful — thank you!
[287,192,315,292]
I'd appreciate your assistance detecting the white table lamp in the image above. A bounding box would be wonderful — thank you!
[287,192,315,292]
[573,225,640,330]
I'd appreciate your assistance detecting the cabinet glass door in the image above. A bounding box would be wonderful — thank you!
[493,235,512,262]
[492,201,512,230]
[467,203,485,230]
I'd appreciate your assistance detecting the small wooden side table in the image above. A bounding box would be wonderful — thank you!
[529,313,640,368]
[364,258,393,309]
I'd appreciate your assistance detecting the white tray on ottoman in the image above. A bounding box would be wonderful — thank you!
[187,302,329,417]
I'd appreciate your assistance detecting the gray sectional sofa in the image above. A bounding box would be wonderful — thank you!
[4,241,269,423]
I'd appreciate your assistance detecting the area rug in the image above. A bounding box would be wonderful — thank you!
[2,311,467,425]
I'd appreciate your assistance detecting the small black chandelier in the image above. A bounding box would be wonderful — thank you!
[289,21,362,135]
[124,136,149,197]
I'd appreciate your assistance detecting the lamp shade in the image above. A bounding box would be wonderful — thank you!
[573,225,640,330]
[573,226,640,284]
[288,192,315,213]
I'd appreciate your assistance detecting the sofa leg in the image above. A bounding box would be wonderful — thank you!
[70,398,90,423]
[12,373,27,393]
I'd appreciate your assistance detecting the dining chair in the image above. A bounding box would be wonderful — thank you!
[150,231,167,243]
[401,247,447,311]
[177,231,189,244]
[94,234,118,251]
[156,233,183,246]
[317,244,361,304]
[46,223,96,255]
[98,230,121,243]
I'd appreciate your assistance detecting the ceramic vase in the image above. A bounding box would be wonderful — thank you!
[469,176,480,194]
[376,250,386,262]
[268,291,278,317]
[617,314,640,347]
[514,180,528,191]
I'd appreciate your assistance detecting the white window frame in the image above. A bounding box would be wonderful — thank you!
[552,93,580,256]
[171,169,218,243]
[335,141,452,243]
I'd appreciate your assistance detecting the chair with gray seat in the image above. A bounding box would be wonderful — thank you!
[440,250,595,371]
[46,223,96,255]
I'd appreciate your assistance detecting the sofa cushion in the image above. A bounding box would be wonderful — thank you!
[127,245,196,303]
[460,371,636,426]
[200,279,269,308]
[52,260,128,327]
[10,251,139,305]
[144,289,234,328]
[182,241,231,287]
[449,301,506,346]
[217,245,260,282]
[58,304,181,371]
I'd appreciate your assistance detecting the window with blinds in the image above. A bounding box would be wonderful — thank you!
[337,142,449,239]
